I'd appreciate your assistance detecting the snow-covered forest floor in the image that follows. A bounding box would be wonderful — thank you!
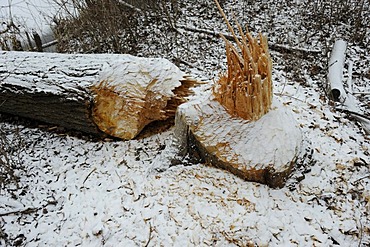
[1,0,369,246]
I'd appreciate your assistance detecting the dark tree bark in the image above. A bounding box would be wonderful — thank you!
[0,51,106,135]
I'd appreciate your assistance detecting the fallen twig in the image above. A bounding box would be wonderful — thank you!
[352,92,370,95]
[117,0,142,13]
[144,222,153,247]
[0,207,39,217]
[352,174,370,185]
[82,167,97,185]
[0,200,57,217]
[338,109,370,121]
[176,25,321,56]
[40,39,58,50]
[358,214,363,247]
[337,107,370,134]
[274,92,306,103]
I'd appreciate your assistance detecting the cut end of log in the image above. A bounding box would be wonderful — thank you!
[90,58,198,140]
[213,1,273,121]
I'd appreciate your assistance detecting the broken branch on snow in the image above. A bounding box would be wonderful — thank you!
[176,25,321,57]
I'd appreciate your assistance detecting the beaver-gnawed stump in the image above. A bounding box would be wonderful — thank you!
[175,93,302,188]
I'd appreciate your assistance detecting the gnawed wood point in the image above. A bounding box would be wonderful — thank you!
[212,0,272,121]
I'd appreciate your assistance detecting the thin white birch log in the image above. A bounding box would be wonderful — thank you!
[326,42,370,134]
[328,40,347,102]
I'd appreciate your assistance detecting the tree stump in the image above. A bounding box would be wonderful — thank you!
[0,51,195,139]
[173,0,303,188]
[175,93,302,188]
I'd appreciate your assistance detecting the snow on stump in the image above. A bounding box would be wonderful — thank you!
[174,2,302,188]
[175,95,302,188]
[0,52,195,139]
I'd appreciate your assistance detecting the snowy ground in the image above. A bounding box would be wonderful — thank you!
[1,0,369,246]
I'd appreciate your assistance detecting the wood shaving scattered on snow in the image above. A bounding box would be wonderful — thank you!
[1,0,369,246]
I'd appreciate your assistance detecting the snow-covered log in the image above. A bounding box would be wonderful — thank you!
[328,40,347,102]
[0,51,195,139]
[174,93,302,188]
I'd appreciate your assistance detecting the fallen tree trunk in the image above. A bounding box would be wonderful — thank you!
[0,51,195,139]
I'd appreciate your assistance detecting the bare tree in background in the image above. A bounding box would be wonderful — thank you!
[53,0,181,54]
